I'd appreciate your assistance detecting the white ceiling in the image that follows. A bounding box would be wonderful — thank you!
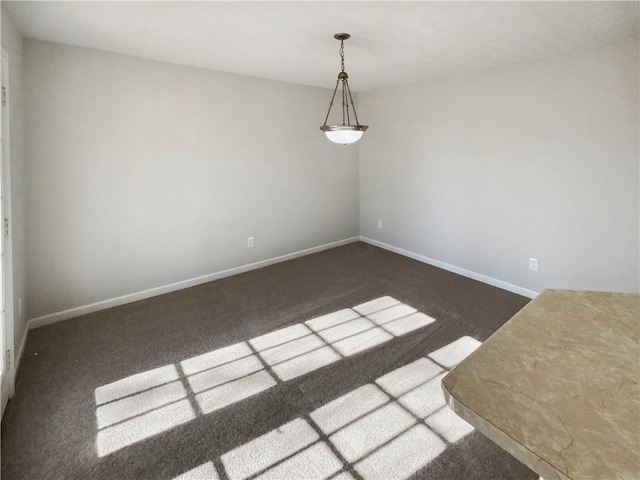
[5,1,639,92]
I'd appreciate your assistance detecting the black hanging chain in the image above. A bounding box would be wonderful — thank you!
[340,39,347,124]
[322,35,363,127]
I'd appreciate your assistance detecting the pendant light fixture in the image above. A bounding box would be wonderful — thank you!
[320,33,368,145]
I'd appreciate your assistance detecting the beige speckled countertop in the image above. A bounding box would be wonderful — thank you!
[442,289,639,480]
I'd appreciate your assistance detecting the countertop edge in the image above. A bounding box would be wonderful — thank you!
[440,377,571,480]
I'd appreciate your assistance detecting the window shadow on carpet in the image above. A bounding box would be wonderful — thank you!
[94,296,438,458]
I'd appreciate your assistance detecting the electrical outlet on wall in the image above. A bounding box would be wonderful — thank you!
[377,220,383,229]
[18,297,23,318]
[247,237,254,248]
[529,258,539,272]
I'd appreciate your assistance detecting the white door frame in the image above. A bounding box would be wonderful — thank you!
[1,47,16,416]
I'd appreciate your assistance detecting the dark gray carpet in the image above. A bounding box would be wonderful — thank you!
[1,242,537,480]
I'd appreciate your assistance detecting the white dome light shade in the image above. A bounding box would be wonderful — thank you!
[324,129,365,145]
[320,125,368,145]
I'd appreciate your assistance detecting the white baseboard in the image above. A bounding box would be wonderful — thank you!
[28,236,360,330]
[15,324,29,377]
[360,236,538,299]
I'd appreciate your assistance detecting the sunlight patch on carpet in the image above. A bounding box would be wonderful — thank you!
[330,327,394,357]
[95,365,180,405]
[330,402,416,462]
[181,342,253,376]
[355,424,445,479]
[254,443,343,480]
[383,312,435,336]
[428,335,481,368]
[221,418,323,479]
[352,296,401,316]
[250,323,313,351]
[270,347,341,382]
[186,354,264,394]
[197,343,477,480]
[310,384,389,435]
[313,317,378,344]
[97,399,196,456]
[173,461,219,480]
[96,380,187,429]
[366,303,417,325]
[305,308,361,331]
[375,357,443,397]
[426,406,475,443]
[95,296,441,457]
[258,329,326,366]
[398,372,448,419]
[195,370,277,414]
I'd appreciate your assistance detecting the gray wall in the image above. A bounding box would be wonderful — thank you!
[359,42,639,294]
[24,39,359,319]
[1,8,28,351]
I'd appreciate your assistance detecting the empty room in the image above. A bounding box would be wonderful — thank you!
[1,2,638,479]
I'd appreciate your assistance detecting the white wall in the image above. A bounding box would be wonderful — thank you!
[24,39,359,319]
[359,42,639,294]
[1,8,28,354]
